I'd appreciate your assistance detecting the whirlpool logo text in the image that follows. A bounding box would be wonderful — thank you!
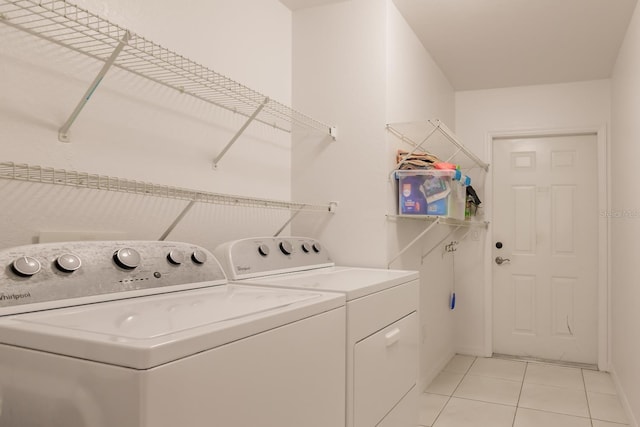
[0,292,32,301]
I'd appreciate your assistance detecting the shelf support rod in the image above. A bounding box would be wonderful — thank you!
[213,96,269,168]
[428,119,490,171]
[158,199,197,241]
[58,31,131,142]
[459,227,475,242]
[389,122,441,172]
[421,226,462,260]
[388,217,441,268]
[444,147,463,164]
[273,204,306,237]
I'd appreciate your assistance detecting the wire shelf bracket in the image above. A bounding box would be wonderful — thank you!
[386,215,489,268]
[0,0,337,152]
[388,217,441,268]
[273,204,306,238]
[58,31,131,142]
[421,226,461,261]
[158,199,197,241]
[213,96,269,169]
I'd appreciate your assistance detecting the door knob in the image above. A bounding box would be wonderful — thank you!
[495,256,511,265]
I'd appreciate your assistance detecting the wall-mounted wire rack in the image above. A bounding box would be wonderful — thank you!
[386,119,489,267]
[387,119,489,172]
[387,214,488,228]
[0,0,337,165]
[0,162,334,212]
[0,162,337,239]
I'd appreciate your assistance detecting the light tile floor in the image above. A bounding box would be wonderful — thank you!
[418,355,629,427]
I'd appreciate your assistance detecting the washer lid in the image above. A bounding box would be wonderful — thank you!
[0,284,344,369]
[241,266,419,300]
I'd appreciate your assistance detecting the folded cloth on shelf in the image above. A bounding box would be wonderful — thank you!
[396,149,440,170]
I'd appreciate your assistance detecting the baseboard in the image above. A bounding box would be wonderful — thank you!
[492,353,598,370]
[454,345,487,357]
[610,368,639,427]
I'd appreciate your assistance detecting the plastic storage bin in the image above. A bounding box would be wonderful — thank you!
[396,169,468,220]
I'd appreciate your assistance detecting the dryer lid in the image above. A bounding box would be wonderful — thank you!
[241,266,419,300]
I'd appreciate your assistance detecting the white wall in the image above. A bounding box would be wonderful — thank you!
[455,80,611,356]
[290,0,389,268]
[0,0,297,252]
[611,1,640,424]
[291,0,456,389]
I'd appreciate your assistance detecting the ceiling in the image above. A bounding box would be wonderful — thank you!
[281,0,638,91]
[393,0,638,90]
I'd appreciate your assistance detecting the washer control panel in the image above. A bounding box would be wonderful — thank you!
[0,241,226,313]
[215,237,334,280]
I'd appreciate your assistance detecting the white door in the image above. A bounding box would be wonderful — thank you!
[492,134,599,364]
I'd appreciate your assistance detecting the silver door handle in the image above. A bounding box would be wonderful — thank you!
[495,256,511,265]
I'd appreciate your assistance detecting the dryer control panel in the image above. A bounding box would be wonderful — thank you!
[215,237,334,280]
[0,241,226,314]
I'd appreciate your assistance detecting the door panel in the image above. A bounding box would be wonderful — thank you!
[513,274,535,334]
[513,186,536,253]
[492,134,598,364]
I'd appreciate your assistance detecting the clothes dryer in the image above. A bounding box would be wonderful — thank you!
[215,236,419,427]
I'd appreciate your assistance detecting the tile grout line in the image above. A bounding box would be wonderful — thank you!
[516,362,529,425]
[429,393,453,426]
[429,356,477,427]
[514,406,594,420]
[581,368,595,426]
[511,361,528,427]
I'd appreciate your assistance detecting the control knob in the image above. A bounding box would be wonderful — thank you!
[114,248,141,270]
[167,250,185,265]
[12,256,41,277]
[312,242,322,253]
[301,242,311,253]
[56,253,81,272]
[279,241,293,256]
[191,250,207,265]
[258,244,270,257]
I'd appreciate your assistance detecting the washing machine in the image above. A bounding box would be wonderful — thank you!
[215,237,420,427]
[0,240,346,427]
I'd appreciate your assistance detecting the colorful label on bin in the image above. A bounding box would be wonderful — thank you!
[402,183,412,198]
[400,176,427,214]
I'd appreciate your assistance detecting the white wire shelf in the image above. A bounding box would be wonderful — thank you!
[386,119,488,266]
[387,214,488,228]
[387,119,489,172]
[0,162,334,212]
[0,0,336,147]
